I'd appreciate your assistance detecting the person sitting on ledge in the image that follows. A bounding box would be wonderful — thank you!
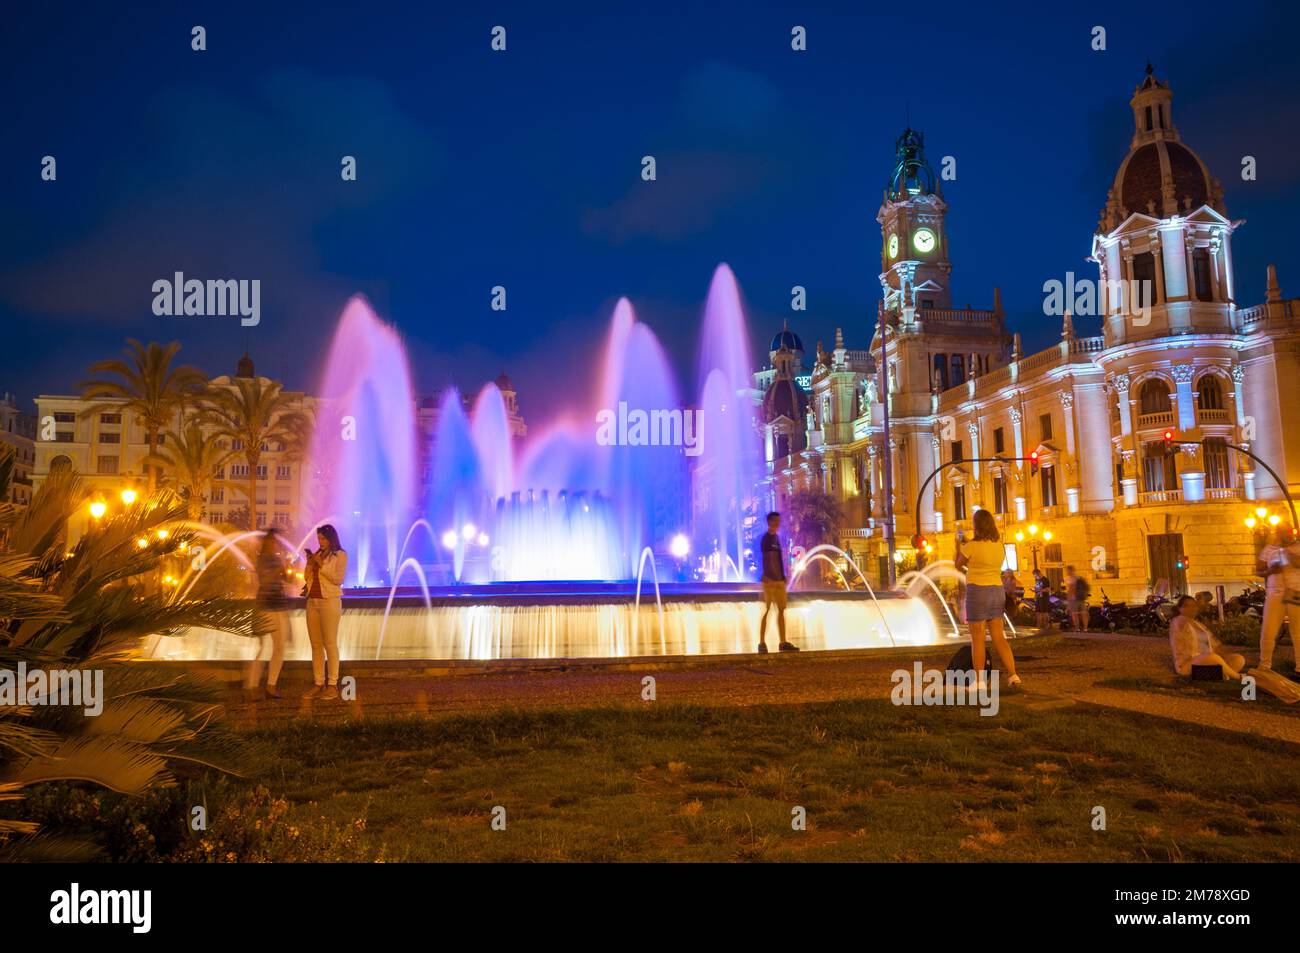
[1168,594,1244,681]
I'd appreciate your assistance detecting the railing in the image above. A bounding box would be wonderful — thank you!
[1205,486,1242,500]
[1137,411,1175,428]
[916,307,998,326]
[1069,335,1105,355]
[1198,408,1230,424]
[1140,489,1182,504]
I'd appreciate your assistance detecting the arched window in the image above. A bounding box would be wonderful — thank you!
[950,354,965,387]
[932,354,949,391]
[1138,380,1172,416]
[1196,375,1224,411]
[49,455,72,472]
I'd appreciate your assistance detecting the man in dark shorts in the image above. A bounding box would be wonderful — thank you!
[759,511,800,654]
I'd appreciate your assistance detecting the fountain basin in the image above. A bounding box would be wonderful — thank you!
[143,585,949,662]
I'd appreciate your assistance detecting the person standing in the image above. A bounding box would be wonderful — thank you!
[1032,569,1051,630]
[303,524,348,699]
[1258,523,1300,674]
[955,510,1021,690]
[245,528,290,699]
[758,511,799,654]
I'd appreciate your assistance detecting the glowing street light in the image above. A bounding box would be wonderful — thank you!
[441,529,459,550]
[1245,516,1258,529]
[1256,506,1268,519]
[88,500,107,520]
[156,529,169,541]
[1269,514,1282,527]
[462,523,477,540]
[120,488,138,506]
[669,533,690,559]
[1015,530,1025,543]
[477,532,490,547]
[136,537,149,549]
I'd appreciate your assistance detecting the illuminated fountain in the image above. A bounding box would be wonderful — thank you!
[148,268,954,662]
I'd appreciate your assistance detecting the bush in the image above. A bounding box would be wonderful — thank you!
[1209,614,1264,647]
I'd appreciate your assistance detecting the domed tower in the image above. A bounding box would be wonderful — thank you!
[1091,66,1238,345]
[235,353,256,378]
[762,324,809,463]
[877,128,952,323]
[494,371,526,438]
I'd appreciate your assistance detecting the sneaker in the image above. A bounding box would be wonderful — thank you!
[757,643,769,654]
[302,685,324,699]
[317,684,338,700]
[778,641,800,652]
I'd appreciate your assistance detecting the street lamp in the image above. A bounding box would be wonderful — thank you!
[1019,522,1049,571]
[120,488,138,506]
[88,500,107,520]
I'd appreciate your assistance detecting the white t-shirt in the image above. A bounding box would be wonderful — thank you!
[1259,543,1300,593]
[1169,615,1217,675]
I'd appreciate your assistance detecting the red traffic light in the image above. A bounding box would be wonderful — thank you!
[1028,450,1040,475]
[1163,429,1174,442]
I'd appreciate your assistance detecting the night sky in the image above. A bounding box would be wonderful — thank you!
[3,1,1298,424]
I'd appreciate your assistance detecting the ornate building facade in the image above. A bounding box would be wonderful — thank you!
[759,68,1300,600]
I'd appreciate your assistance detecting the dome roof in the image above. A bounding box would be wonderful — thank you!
[236,353,255,378]
[495,371,514,392]
[1115,140,1214,219]
[762,376,808,425]
[770,327,804,353]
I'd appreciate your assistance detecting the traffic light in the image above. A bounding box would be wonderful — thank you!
[1175,554,1189,571]
[1163,429,1176,455]
[1028,450,1040,477]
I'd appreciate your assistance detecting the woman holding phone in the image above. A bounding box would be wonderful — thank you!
[954,509,1021,690]
[303,523,348,699]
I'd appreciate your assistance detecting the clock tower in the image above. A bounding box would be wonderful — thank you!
[877,128,952,323]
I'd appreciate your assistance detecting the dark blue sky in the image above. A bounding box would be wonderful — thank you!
[3,1,1297,423]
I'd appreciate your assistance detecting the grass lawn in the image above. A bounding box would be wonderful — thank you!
[208,696,1300,862]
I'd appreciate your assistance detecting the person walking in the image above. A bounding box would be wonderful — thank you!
[245,528,290,699]
[303,524,348,699]
[1064,564,1090,632]
[955,509,1021,690]
[1257,522,1300,674]
[758,511,799,654]
[1032,569,1051,630]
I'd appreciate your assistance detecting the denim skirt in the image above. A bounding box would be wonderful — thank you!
[966,584,1006,623]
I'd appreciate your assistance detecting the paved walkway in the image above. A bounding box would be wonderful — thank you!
[224,631,1300,744]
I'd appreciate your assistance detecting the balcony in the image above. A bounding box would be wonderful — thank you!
[1205,486,1242,501]
[1140,489,1182,504]
[1198,408,1230,424]
[1136,411,1175,428]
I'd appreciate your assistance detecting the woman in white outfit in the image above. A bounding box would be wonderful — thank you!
[1257,523,1300,673]
[303,524,348,699]
[1168,595,1245,680]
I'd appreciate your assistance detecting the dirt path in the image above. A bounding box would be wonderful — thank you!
[224,632,1300,744]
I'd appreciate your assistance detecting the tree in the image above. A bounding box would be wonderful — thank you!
[198,378,310,530]
[0,467,257,858]
[785,485,843,553]
[146,423,236,521]
[81,340,207,492]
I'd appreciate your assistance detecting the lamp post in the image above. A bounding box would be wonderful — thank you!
[876,316,899,587]
[1014,523,1052,572]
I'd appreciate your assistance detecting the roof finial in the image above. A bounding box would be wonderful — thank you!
[1145,60,1153,77]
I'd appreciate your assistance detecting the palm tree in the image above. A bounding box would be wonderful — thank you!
[198,378,310,530]
[146,423,236,521]
[0,466,257,858]
[81,340,207,492]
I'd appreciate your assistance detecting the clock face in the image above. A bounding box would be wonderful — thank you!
[888,234,899,259]
[913,228,937,254]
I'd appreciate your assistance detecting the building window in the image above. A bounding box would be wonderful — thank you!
[1204,437,1231,490]
[53,412,76,423]
[1132,252,1159,307]
[993,475,1008,515]
[1039,413,1053,442]
[933,354,949,391]
[1196,375,1224,411]
[54,432,74,443]
[953,484,967,521]
[276,465,291,480]
[1040,466,1058,507]
[256,465,268,479]
[993,427,1005,454]
[99,413,121,425]
[1142,440,1177,492]
[273,513,290,528]
[1138,380,1172,416]
[98,432,120,444]
[950,440,963,464]
[96,455,119,475]
[232,439,244,450]
[1192,248,1213,302]
[230,464,249,478]
[275,494,291,506]
[211,488,225,503]
[255,512,267,528]
[950,355,965,387]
